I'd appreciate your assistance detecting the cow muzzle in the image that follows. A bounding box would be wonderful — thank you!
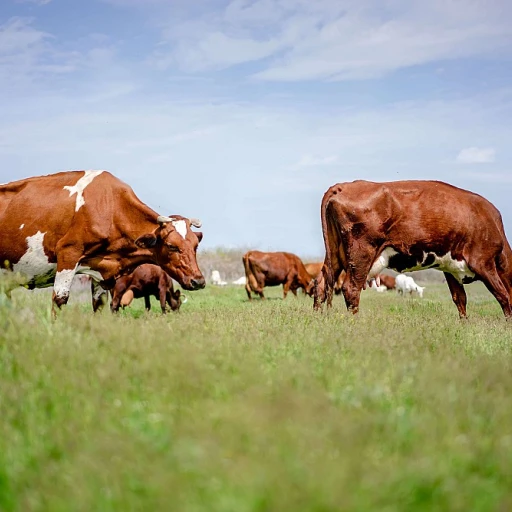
[180,276,205,290]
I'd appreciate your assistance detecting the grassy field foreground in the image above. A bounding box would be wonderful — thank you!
[1,283,512,511]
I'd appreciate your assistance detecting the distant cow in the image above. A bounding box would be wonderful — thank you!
[314,180,512,318]
[232,276,247,286]
[0,170,205,315]
[243,251,314,300]
[305,262,346,295]
[395,274,425,298]
[211,270,227,286]
[378,274,396,290]
[111,264,182,313]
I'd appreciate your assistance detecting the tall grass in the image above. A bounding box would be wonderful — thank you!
[1,282,511,511]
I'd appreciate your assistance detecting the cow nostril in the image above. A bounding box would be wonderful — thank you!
[191,277,205,289]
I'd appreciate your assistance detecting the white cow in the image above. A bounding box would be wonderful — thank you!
[368,278,387,292]
[232,276,247,285]
[211,270,227,286]
[395,274,425,298]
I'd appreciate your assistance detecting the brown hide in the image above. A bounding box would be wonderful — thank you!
[304,262,346,295]
[243,250,314,300]
[0,171,204,312]
[314,180,512,318]
[378,274,396,290]
[111,264,182,313]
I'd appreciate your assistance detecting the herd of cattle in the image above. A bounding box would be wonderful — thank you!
[1,170,511,319]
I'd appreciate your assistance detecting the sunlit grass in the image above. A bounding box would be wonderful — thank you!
[1,281,511,511]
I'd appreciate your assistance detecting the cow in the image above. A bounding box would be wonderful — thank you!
[211,270,227,286]
[305,262,346,295]
[378,274,396,290]
[305,262,324,279]
[0,170,205,315]
[314,180,512,319]
[395,274,425,298]
[243,250,314,300]
[111,264,183,313]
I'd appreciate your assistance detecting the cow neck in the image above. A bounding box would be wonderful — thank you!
[121,205,161,261]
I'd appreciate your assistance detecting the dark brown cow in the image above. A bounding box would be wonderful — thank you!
[0,170,205,314]
[314,180,512,319]
[111,264,182,313]
[243,251,314,300]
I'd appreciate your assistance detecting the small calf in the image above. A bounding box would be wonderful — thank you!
[395,274,425,298]
[111,264,183,313]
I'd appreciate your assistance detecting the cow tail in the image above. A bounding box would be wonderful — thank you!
[314,192,335,309]
[242,254,256,292]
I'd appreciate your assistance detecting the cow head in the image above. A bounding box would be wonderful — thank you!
[135,215,205,291]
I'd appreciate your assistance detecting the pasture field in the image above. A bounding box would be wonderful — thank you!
[1,282,512,511]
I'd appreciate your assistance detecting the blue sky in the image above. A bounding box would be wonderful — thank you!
[1,0,512,256]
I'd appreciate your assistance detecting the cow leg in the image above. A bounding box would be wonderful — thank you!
[245,282,252,301]
[52,258,80,316]
[158,290,169,314]
[283,276,294,299]
[341,252,376,314]
[111,283,127,313]
[145,295,152,312]
[470,263,512,318]
[444,273,467,319]
[91,279,108,312]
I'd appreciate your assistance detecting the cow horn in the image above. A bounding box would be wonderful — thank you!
[189,218,202,228]
[157,215,176,224]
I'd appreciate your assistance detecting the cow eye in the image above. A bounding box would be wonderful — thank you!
[166,243,180,252]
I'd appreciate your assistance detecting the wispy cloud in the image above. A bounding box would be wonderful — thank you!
[152,0,512,81]
[456,147,496,164]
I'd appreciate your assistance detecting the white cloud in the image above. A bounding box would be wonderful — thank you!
[154,0,512,81]
[456,147,496,164]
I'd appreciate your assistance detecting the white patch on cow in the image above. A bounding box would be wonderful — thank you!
[369,248,398,277]
[63,170,104,212]
[407,252,475,283]
[19,224,24,230]
[172,220,188,239]
[12,231,57,283]
[54,266,77,299]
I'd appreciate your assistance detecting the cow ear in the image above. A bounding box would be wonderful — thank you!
[135,233,158,248]
[195,231,203,243]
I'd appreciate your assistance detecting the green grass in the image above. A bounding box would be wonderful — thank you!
[1,282,512,511]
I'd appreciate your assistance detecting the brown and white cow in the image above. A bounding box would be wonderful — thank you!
[111,264,183,314]
[0,170,205,314]
[314,180,512,319]
[243,250,314,300]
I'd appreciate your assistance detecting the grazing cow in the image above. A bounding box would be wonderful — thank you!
[243,250,314,300]
[211,270,227,286]
[314,180,512,319]
[395,274,425,298]
[0,170,205,315]
[111,264,182,313]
